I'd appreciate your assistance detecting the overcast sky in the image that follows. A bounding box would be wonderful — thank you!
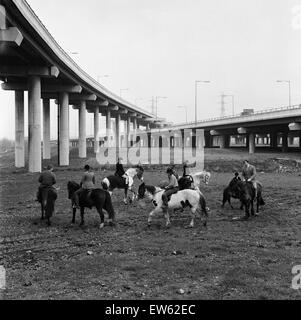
[1,0,301,139]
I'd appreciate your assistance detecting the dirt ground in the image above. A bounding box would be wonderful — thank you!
[0,148,301,300]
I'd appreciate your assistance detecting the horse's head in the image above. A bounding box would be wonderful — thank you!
[67,181,80,199]
[138,183,156,200]
[239,181,254,205]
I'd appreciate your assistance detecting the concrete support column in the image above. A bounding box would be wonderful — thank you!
[299,132,301,148]
[94,107,100,153]
[15,90,25,168]
[116,114,121,158]
[270,132,278,149]
[125,117,130,149]
[282,132,288,153]
[133,117,138,144]
[43,98,51,160]
[249,133,255,154]
[28,76,42,173]
[204,131,212,148]
[106,109,111,146]
[59,92,69,166]
[79,100,87,158]
[220,135,226,149]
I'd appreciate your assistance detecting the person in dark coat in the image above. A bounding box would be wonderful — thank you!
[115,158,129,186]
[36,165,57,202]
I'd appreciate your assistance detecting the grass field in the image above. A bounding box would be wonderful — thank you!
[0,148,301,300]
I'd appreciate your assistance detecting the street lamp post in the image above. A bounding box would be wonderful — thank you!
[177,106,188,123]
[195,80,211,124]
[155,96,167,119]
[223,94,235,116]
[277,80,291,107]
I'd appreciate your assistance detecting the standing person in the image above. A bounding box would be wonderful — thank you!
[162,168,179,211]
[242,160,257,197]
[73,165,96,209]
[36,165,57,202]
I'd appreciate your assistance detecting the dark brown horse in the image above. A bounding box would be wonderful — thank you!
[39,187,58,226]
[222,179,265,219]
[67,181,116,229]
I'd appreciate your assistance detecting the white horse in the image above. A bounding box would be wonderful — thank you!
[138,183,209,228]
[101,167,144,204]
[191,170,211,188]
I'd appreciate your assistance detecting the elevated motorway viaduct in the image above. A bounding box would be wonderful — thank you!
[160,106,301,154]
[0,0,167,172]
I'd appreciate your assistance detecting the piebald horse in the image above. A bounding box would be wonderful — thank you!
[138,183,209,228]
[101,166,144,204]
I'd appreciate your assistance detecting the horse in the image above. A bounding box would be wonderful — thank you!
[101,166,144,204]
[222,178,243,210]
[67,181,116,229]
[38,186,58,226]
[239,181,265,219]
[222,179,265,219]
[178,171,211,191]
[138,182,209,228]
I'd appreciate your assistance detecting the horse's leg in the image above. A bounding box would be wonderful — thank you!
[97,207,105,230]
[240,202,244,210]
[244,203,250,220]
[228,197,234,210]
[251,201,255,216]
[254,194,260,216]
[123,188,128,205]
[189,208,196,228]
[148,210,156,227]
[129,189,136,203]
[80,207,85,226]
[165,211,171,228]
[41,203,45,220]
[72,205,76,224]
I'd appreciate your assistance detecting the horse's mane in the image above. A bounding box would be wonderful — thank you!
[68,181,80,189]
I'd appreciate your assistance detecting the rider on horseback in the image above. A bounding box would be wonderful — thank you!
[242,160,257,197]
[162,168,179,211]
[36,165,57,202]
[73,165,95,209]
[115,157,129,187]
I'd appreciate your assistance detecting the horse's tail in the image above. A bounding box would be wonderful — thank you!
[45,188,57,218]
[198,191,208,217]
[257,185,265,206]
[258,193,265,206]
[222,188,228,206]
[104,191,115,221]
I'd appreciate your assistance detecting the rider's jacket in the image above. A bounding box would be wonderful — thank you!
[115,163,126,177]
[81,171,95,190]
[242,164,257,181]
[166,174,179,189]
[39,171,56,187]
